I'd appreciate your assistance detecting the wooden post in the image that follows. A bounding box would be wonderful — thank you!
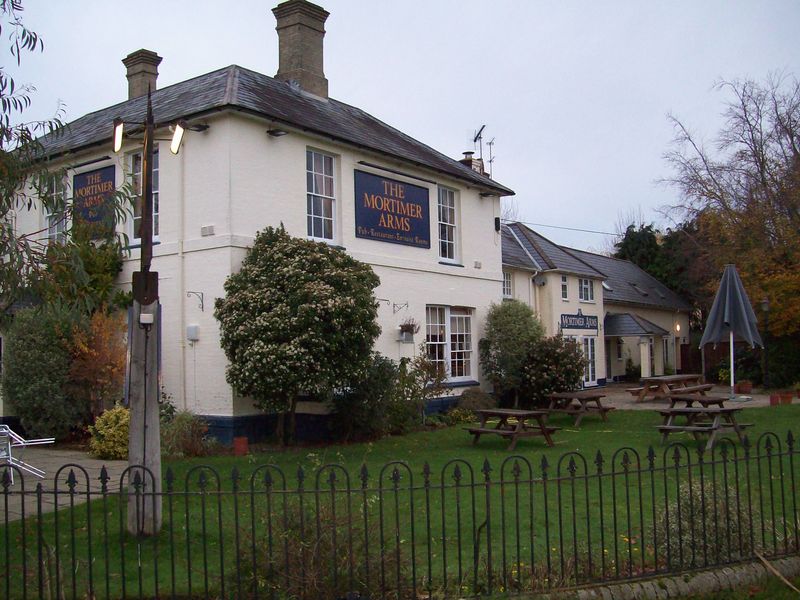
[127,300,162,535]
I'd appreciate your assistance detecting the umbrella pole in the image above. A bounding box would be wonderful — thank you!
[729,330,735,399]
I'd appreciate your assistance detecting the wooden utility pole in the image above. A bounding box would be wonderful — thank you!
[126,90,162,535]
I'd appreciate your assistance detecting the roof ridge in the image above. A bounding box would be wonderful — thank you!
[512,223,555,269]
[503,224,543,270]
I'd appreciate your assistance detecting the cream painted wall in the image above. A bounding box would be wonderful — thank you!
[504,268,607,384]
[5,110,505,419]
[606,304,690,380]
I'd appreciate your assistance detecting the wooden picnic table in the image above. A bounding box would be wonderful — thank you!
[466,408,560,451]
[656,406,751,451]
[548,390,615,426]
[668,394,727,409]
[628,373,708,402]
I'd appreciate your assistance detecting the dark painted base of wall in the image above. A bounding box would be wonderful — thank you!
[202,395,461,446]
[0,416,22,431]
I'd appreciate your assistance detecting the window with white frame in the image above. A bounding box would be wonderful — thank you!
[616,338,623,360]
[663,337,670,369]
[426,305,473,380]
[579,278,594,301]
[44,174,67,244]
[438,187,457,261]
[130,149,160,244]
[502,271,513,299]
[306,149,335,241]
[561,275,568,300]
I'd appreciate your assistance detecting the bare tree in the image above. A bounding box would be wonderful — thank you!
[663,74,800,334]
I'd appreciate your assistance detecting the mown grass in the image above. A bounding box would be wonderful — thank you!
[1,405,798,599]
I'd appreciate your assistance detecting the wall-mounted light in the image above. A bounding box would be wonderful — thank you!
[113,118,125,153]
[170,120,210,155]
[675,323,681,333]
[267,128,288,137]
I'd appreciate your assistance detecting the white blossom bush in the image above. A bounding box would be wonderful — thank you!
[214,226,380,443]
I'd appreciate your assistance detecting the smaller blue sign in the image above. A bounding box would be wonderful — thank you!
[354,170,430,248]
[561,309,599,331]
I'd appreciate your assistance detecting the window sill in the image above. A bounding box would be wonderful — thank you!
[438,261,464,268]
[561,298,570,302]
[579,300,596,304]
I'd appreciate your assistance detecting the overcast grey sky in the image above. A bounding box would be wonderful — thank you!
[12,0,800,251]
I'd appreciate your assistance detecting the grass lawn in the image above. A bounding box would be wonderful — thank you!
[2,405,798,599]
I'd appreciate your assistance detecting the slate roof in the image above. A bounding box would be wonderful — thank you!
[567,248,692,312]
[604,313,670,337]
[37,65,513,196]
[502,222,691,312]
[503,223,604,278]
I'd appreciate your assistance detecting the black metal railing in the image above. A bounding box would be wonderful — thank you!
[1,431,798,599]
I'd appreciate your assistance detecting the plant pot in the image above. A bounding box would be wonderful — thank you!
[769,394,781,406]
[780,392,793,405]
[736,382,753,394]
[233,436,249,456]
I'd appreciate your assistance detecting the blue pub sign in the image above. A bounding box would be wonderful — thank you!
[354,170,430,248]
[72,166,115,237]
[560,309,599,331]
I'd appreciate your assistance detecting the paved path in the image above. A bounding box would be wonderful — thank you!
[599,382,783,410]
[2,447,127,522]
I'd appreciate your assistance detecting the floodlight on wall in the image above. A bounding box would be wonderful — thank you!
[170,121,185,154]
[675,323,681,333]
[170,121,210,155]
[267,128,288,137]
[113,118,125,153]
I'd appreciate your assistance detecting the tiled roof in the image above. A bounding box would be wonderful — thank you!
[502,222,691,312]
[604,313,670,337]
[38,65,514,196]
[567,249,692,312]
[505,223,604,278]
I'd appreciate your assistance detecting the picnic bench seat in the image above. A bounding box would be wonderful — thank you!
[467,409,560,450]
[655,406,751,450]
[668,383,714,395]
[627,385,660,396]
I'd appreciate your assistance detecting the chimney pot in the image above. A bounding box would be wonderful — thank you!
[272,0,329,98]
[122,49,163,100]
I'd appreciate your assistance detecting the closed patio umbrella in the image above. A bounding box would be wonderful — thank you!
[699,264,763,398]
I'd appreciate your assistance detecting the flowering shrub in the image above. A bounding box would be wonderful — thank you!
[88,405,130,460]
[214,226,380,443]
[520,335,586,407]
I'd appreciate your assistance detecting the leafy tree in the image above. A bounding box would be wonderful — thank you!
[1,306,89,438]
[479,300,544,407]
[664,75,800,335]
[68,309,127,418]
[0,1,129,324]
[613,223,665,279]
[214,226,381,444]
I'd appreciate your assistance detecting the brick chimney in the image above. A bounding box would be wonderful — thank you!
[272,0,329,98]
[459,151,486,176]
[122,49,163,100]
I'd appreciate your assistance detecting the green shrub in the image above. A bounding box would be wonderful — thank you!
[160,410,214,458]
[87,405,130,460]
[329,353,399,441]
[446,406,477,424]
[479,300,544,407]
[457,388,496,411]
[655,480,760,568]
[520,335,586,407]
[393,346,446,433]
[1,307,89,438]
